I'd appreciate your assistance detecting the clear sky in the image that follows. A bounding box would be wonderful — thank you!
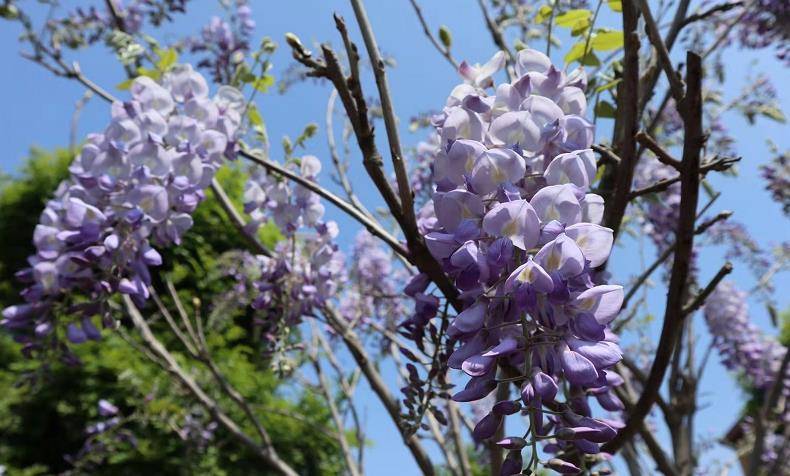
[1,1,788,474]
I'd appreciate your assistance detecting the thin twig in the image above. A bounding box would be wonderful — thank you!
[210,178,272,257]
[322,305,436,476]
[475,0,515,80]
[407,0,458,69]
[636,131,682,169]
[681,262,733,315]
[122,296,298,476]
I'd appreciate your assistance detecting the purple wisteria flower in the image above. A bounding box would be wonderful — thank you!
[405,48,625,473]
[704,281,790,468]
[338,230,409,337]
[703,281,787,393]
[760,149,790,216]
[243,155,345,352]
[187,0,255,83]
[2,65,243,360]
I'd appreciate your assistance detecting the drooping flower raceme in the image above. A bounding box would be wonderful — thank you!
[704,281,790,468]
[338,230,409,340]
[243,155,345,350]
[2,65,243,358]
[406,49,625,472]
[703,281,787,394]
[760,149,790,216]
[187,0,256,84]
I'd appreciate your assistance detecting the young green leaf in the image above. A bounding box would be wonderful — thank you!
[591,30,624,51]
[252,75,275,93]
[535,4,553,23]
[595,100,617,118]
[555,9,592,28]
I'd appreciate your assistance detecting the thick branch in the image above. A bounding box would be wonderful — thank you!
[345,3,416,234]
[604,51,703,455]
[601,1,640,240]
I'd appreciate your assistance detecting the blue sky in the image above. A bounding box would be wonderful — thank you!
[1,1,788,474]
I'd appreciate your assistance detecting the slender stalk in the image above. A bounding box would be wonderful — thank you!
[238,148,408,259]
[407,0,458,69]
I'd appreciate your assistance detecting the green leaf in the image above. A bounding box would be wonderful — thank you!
[135,67,161,81]
[565,41,588,64]
[570,18,591,36]
[594,78,622,93]
[155,48,178,72]
[607,0,623,12]
[116,78,134,91]
[247,104,263,127]
[258,220,284,248]
[252,74,275,93]
[591,30,624,51]
[758,105,787,123]
[555,9,592,27]
[565,41,600,65]
[535,4,553,23]
[595,100,617,118]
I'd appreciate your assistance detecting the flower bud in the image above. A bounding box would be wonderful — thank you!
[438,25,452,49]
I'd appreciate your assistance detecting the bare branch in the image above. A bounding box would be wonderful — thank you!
[603,51,704,456]
[601,0,640,240]
[681,262,733,315]
[628,155,740,199]
[636,131,682,169]
[122,296,298,476]
[326,90,372,216]
[345,3,416,234]
[210,179,272,257]
[322,305,436,475]
[309,324,362,476]
[634,0,685,104]
[407,0,458,69]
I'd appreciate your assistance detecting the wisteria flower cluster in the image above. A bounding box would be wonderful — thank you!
[703,281,787,394]
[1,65,244,358]
[734,0,790,65]
[243,156,345,349]
[704,281,789,468]
[65,399,137,469]
[760,149,790,216]
[338,230,409,334]
[187,0,255,83]
[406,48,625,472]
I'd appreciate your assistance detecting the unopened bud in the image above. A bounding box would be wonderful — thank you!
[438,25,452,49]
